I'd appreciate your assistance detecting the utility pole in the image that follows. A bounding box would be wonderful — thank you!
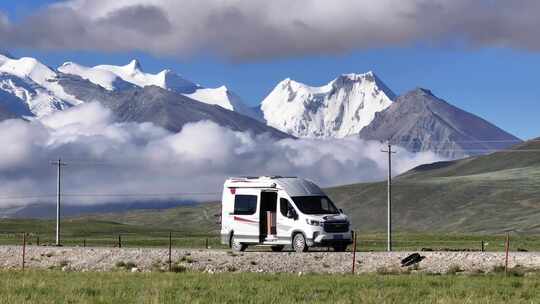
[381,141,396,252]
[51,158,67,246]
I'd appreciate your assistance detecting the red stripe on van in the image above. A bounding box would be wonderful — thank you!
[233,216,258,223]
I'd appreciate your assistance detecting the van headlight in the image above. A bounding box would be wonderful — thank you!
[306,219,323,226]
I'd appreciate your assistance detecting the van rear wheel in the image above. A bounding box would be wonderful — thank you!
[292,233,308,253]
[231,235,247,252]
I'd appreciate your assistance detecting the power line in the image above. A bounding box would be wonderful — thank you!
[388,139,540,144]
[50,158,67,246]
[381,141,396,252]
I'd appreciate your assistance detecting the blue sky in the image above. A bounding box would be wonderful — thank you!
[1,1,539,139]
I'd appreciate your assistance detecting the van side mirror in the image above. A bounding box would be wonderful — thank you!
[287,208,298,220]
[339,208,343,214]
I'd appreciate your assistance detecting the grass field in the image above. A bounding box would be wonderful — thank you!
[2,218,540,252]
[1,270,539,303]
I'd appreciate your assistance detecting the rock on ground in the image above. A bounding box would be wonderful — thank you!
[1,246,539,274]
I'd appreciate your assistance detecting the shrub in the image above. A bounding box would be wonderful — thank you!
[376,267,400,275]
[171,264,187,273]
[115,261,126,268]
[59,260,69,267]
[492,265,506,273]
[447,265,463,275]
[180,256,193,263]
[125,261,137,269]
[151,261,165,272]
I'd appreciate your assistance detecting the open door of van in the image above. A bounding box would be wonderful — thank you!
[260,191,278,242]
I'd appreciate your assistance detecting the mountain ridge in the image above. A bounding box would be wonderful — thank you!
[58,59,260,120]
[359,88,521,158]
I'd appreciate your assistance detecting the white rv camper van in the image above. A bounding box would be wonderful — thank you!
[220,176,352,252]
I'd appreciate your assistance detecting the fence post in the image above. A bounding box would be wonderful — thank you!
[118,235,122,248]
[168,232,172,272]
[36,235,40,246]
[351,231,357,274]
[22,233,26,270]
[504,233,510,275]
[83,239,86,248]
[481,240,485,252]
[205,238,209,249]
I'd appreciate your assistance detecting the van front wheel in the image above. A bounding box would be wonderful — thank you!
[292,233,308,253]
[231,235,247,252]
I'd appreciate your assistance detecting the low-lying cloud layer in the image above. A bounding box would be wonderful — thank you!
[1,0,539,60]
[0,103,441,207]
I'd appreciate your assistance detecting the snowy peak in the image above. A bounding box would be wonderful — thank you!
[0,55,82,117]
[185,85,260,119]
[58,61,130,91]
[125,59,142,72]
[57,59,259,120]
[0,53,13,65]
[60,60,199,93]
[260,72,395,138]
[0,56,57,85]
[155,69,199,94]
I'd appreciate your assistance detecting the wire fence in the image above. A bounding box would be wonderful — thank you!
[2,232,539,252]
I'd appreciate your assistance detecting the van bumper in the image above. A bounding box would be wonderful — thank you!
[308,231,353,247]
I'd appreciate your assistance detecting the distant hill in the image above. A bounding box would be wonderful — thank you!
[65,139,540,235]
[326,138,540,234]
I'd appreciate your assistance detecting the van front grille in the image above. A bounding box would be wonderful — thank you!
[323,221,349,233]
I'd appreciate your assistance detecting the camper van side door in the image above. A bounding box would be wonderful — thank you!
[231,189,260,243]
[277,197,297,243]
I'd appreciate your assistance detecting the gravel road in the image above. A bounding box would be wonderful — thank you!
[1,246,539,274]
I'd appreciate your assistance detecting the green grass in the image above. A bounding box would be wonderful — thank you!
[2,218,540,251]
[1,270,540,303]
[0,213,227,249]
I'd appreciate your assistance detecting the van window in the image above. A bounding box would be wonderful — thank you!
[280,198,293,217]
[234,195,257,215]
[292,196,339,215]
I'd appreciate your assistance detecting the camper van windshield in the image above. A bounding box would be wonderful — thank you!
[292,196,339,215]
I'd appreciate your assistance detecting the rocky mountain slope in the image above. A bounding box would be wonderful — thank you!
[57,74,289,137]
[358,88,521,158]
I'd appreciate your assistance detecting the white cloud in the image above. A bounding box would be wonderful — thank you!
[0,102,443,207]
[1,0,540,60]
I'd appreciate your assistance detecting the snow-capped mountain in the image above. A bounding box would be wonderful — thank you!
[57,75,290,138]
[260,72,395,138]
[58,60,259,119]
[0,53,284,137]
[0,54,82,117]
